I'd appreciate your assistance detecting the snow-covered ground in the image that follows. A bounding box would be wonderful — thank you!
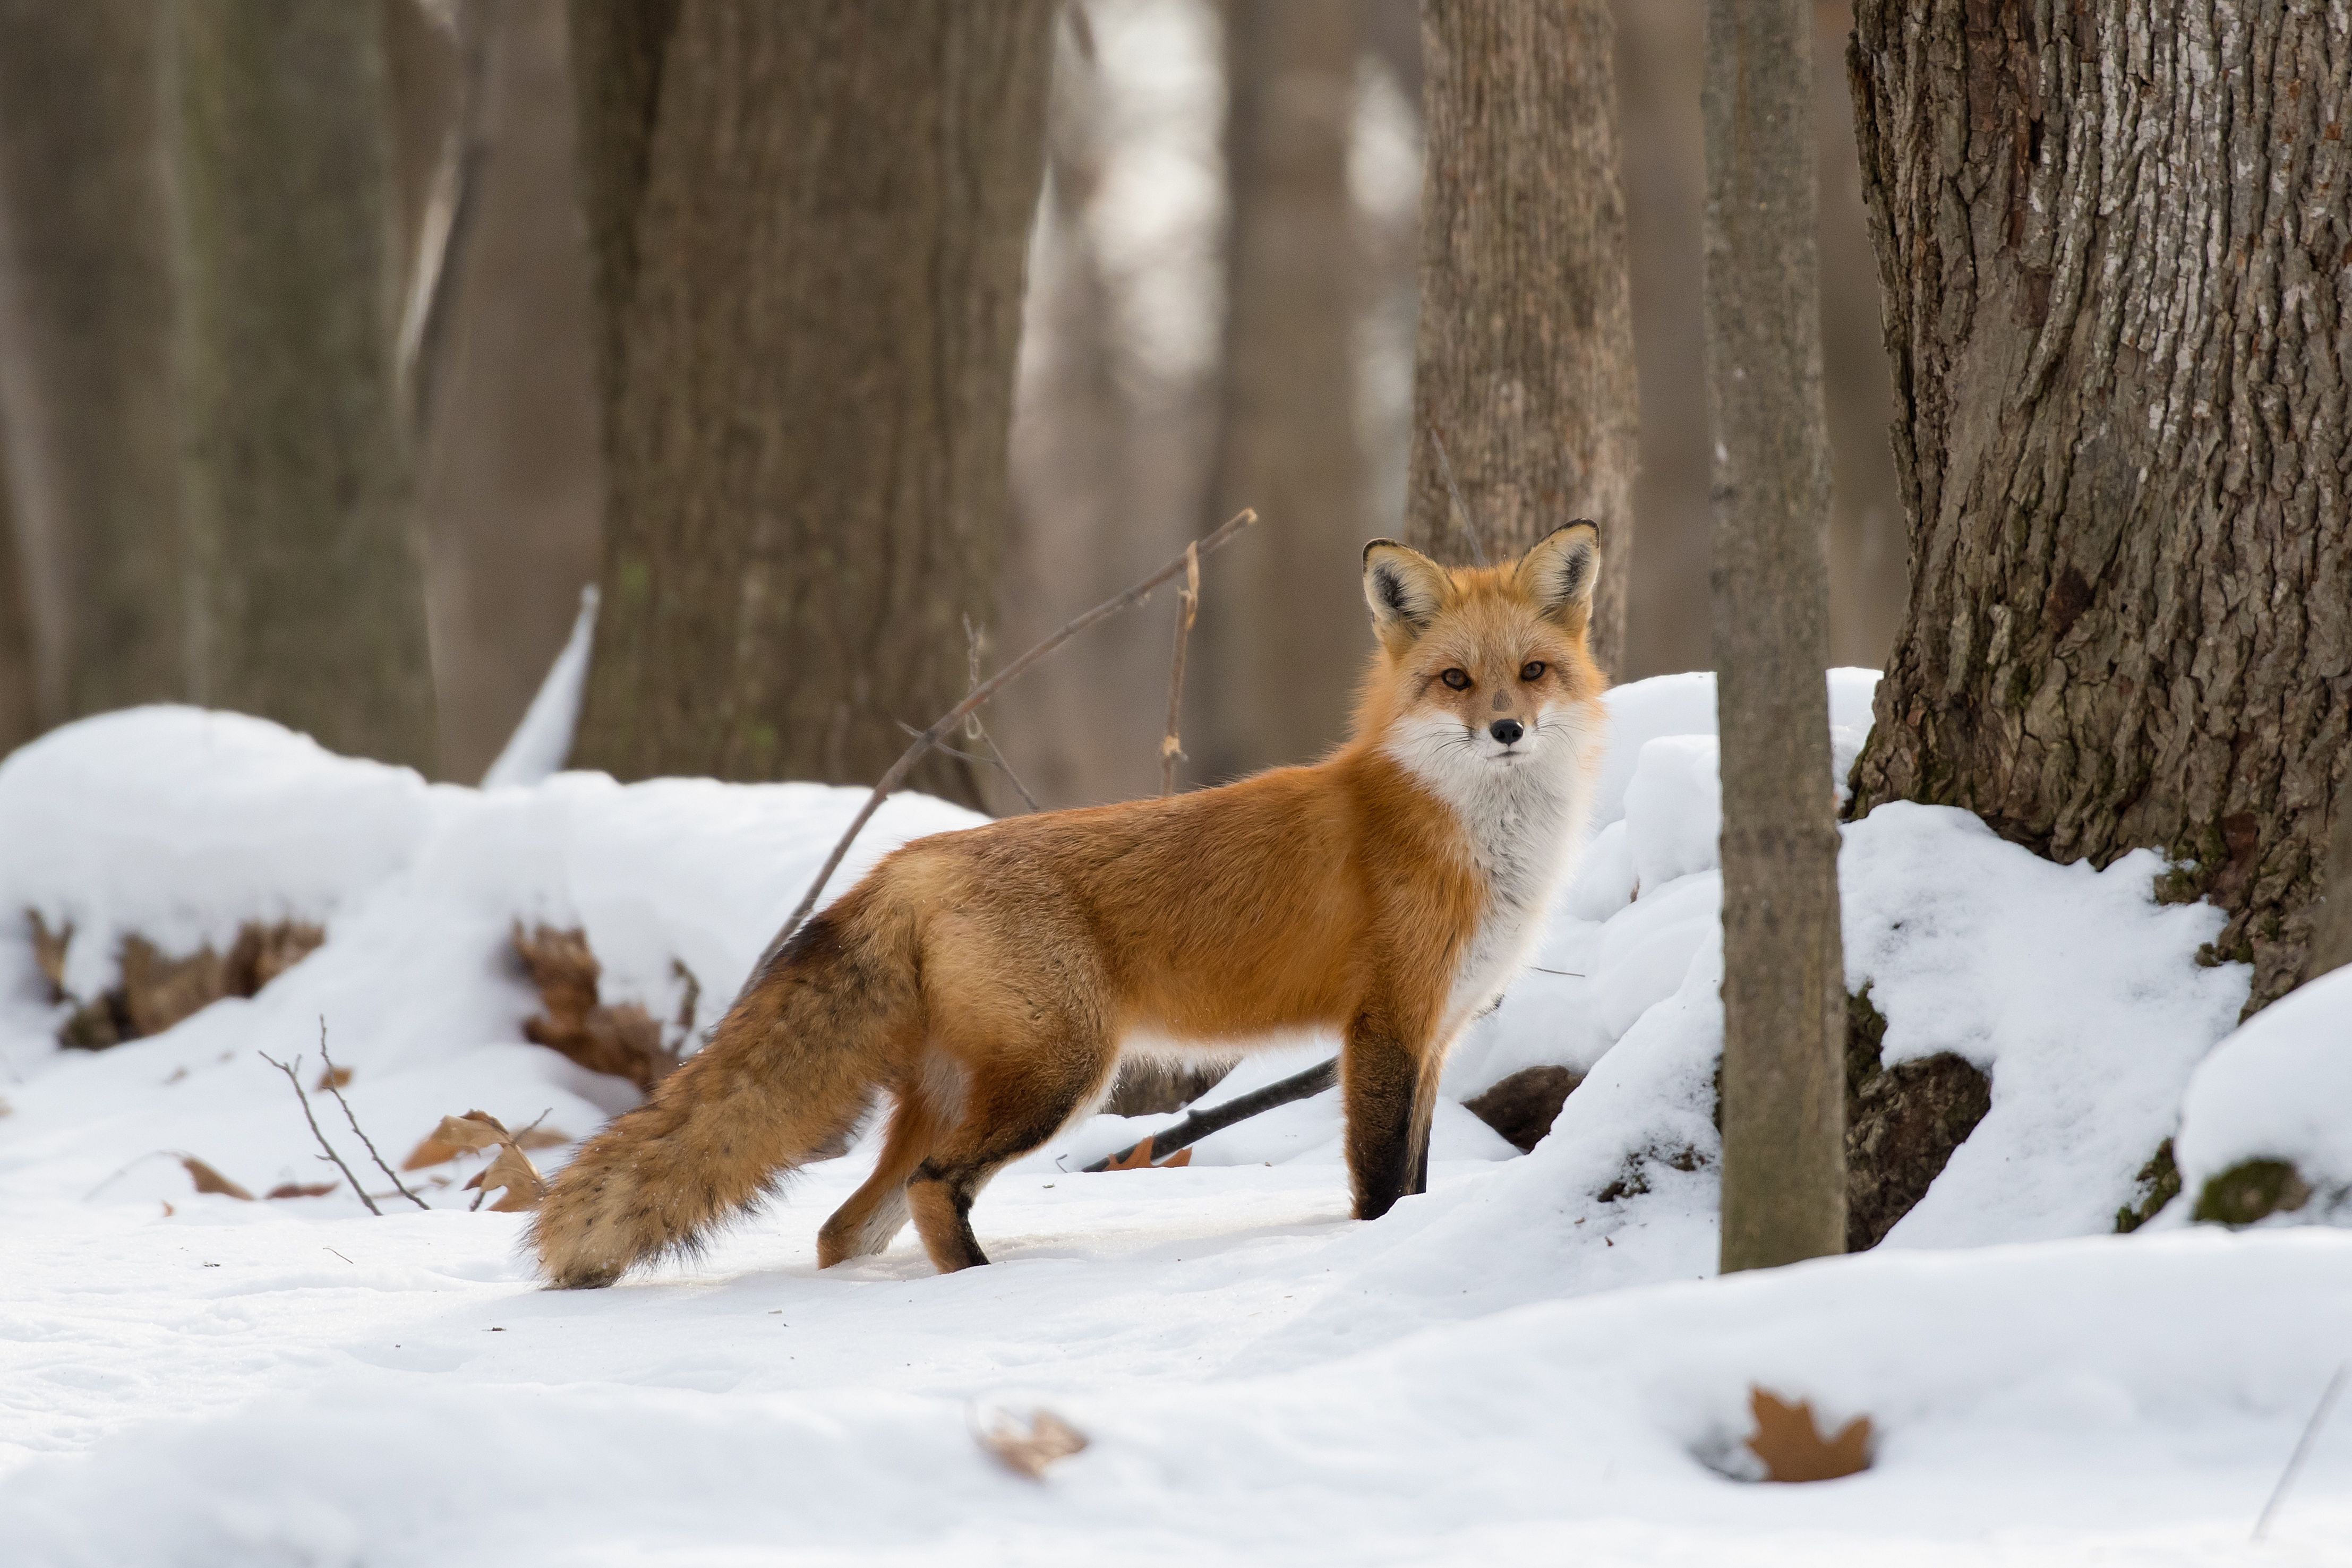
[3,683,2348,1566]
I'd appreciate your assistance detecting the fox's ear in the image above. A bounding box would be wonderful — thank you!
[1516,520,1602,633]
[1363,540,1451,649]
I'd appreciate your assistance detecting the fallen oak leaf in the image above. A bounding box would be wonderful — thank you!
[264,1180,340,1199]
[977,1409,1089,1481]
[179,1154,253,1201]
[1746,1386,1871,1483]
[313,1064,353,1092]
[1100,1135,1157,1171]
[464,1142,546,1212]
[402,1110,515,1170]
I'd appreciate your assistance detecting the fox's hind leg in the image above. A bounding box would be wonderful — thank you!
[816,1090,942,1267]
[905,1025,1116,1273]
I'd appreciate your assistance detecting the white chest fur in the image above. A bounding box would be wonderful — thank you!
[1385,708,1600,1039]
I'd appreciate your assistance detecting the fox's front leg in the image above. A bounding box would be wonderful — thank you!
[1341,1000,1439,1221]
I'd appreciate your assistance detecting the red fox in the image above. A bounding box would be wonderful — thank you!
[531,524,1607,1286]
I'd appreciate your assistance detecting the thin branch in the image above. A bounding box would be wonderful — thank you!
[895,721,1038,812]
[1083,1058,1337,1172]
[315,1019,429,1211]
[1160,541,1200,796]
[260,1052,380,1216]
[749,507,1261,980]
[1430,428,1490,568]
[2254,1362,2348,1541]
[962,615,1040,812]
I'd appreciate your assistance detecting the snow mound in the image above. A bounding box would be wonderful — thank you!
[2175,965,2352,1223]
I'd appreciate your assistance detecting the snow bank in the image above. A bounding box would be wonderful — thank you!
[2175,965,2352,1222]
[0,709,981,1203]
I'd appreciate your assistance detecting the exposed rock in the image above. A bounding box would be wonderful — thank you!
[2192,1158,2313,1227]
[1844,988,1991,1251]
[1464,1064,1584,1153]
[1102,1059,1233,1118]
[2114,1141,2181,1233]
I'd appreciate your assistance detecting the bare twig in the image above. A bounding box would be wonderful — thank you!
[1160,541,1201,796]
[260,1052,380,1216]
[750,508,1261,980]
[895,721,1038,813]
[1430,429,1490,568]
[2254,1362,2348,1541]
[1083,1058,1337,1172]
[315,1020,429,1211]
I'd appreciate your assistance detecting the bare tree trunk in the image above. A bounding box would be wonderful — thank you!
[566,2,1054,803]
[409,0,603,781]
[1407,0,1637,677]
[1187,0,1364,784]
[0,0,182,724]
[2311,797,2352,981]
[0,438,37,755]
[1706,0,1847,1273]
[174,1,439,770]
[1846,2,2352,1013]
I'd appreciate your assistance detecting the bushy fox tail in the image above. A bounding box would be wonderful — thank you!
[528,891,917,1289]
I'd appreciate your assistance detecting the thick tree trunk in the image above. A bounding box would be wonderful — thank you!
[1407,0,1638,677]
[1188,0,1365,784]
[1706,0,1848,1272]
[174,1,439,770]
[2311,795,2352,980]
[1847,2,2352,1013]
[0,0,182,724]
[566,2,1054,803]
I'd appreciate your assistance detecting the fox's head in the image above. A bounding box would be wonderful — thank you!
[1356,522,1608,782]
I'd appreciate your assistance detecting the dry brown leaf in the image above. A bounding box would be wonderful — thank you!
[469,1143,546,1212]
[1158,1147,1193,1169]
[402,1110,513,1170]
[180,1155,253,1201]
[314,1065,353,1092]
[1746,1387,1872,1483]
[514,1126,570,1151]
[28,910,70,999]
[1101,1136,1157,1171]
[978,1409,1089,1480]
[159,1199,175,1217]
[264,1180,340,1199]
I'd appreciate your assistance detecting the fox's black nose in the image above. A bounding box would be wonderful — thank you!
[1490,718,1524,746]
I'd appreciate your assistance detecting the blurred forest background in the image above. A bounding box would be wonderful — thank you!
[0,0,1898,809]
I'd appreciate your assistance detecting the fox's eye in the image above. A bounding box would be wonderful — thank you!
[1520,661,1546,682]
[1441,668,1472,691]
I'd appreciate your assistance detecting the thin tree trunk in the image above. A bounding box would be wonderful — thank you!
[0,437,37,755]
[1186,0,1364,785]
[0,0,182,724]
[174,1,439,770]
[1407,0,1637,678]
[1705,0,1847,1273]
[410,0,603,781]
[1846,2,2352,1013]
[567,2,1054,803]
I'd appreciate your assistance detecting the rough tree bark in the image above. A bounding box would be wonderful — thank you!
[0,0,182,724]
[1407,0,1638,677]
[174,1,440,769]
[2310,783,2352,980]
[1846,2,2352,1012]
[1188,0,1365,784]
[0,440,37,754]
[1706,0,1848,1272]
[566,2,1055,803]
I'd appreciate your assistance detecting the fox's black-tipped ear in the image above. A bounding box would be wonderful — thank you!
[1363,539,1451,650]
[1516,520,1602,633]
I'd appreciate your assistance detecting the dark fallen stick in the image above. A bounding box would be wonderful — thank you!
[1083,1058,1338,1172]
[748,507,1260,981]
